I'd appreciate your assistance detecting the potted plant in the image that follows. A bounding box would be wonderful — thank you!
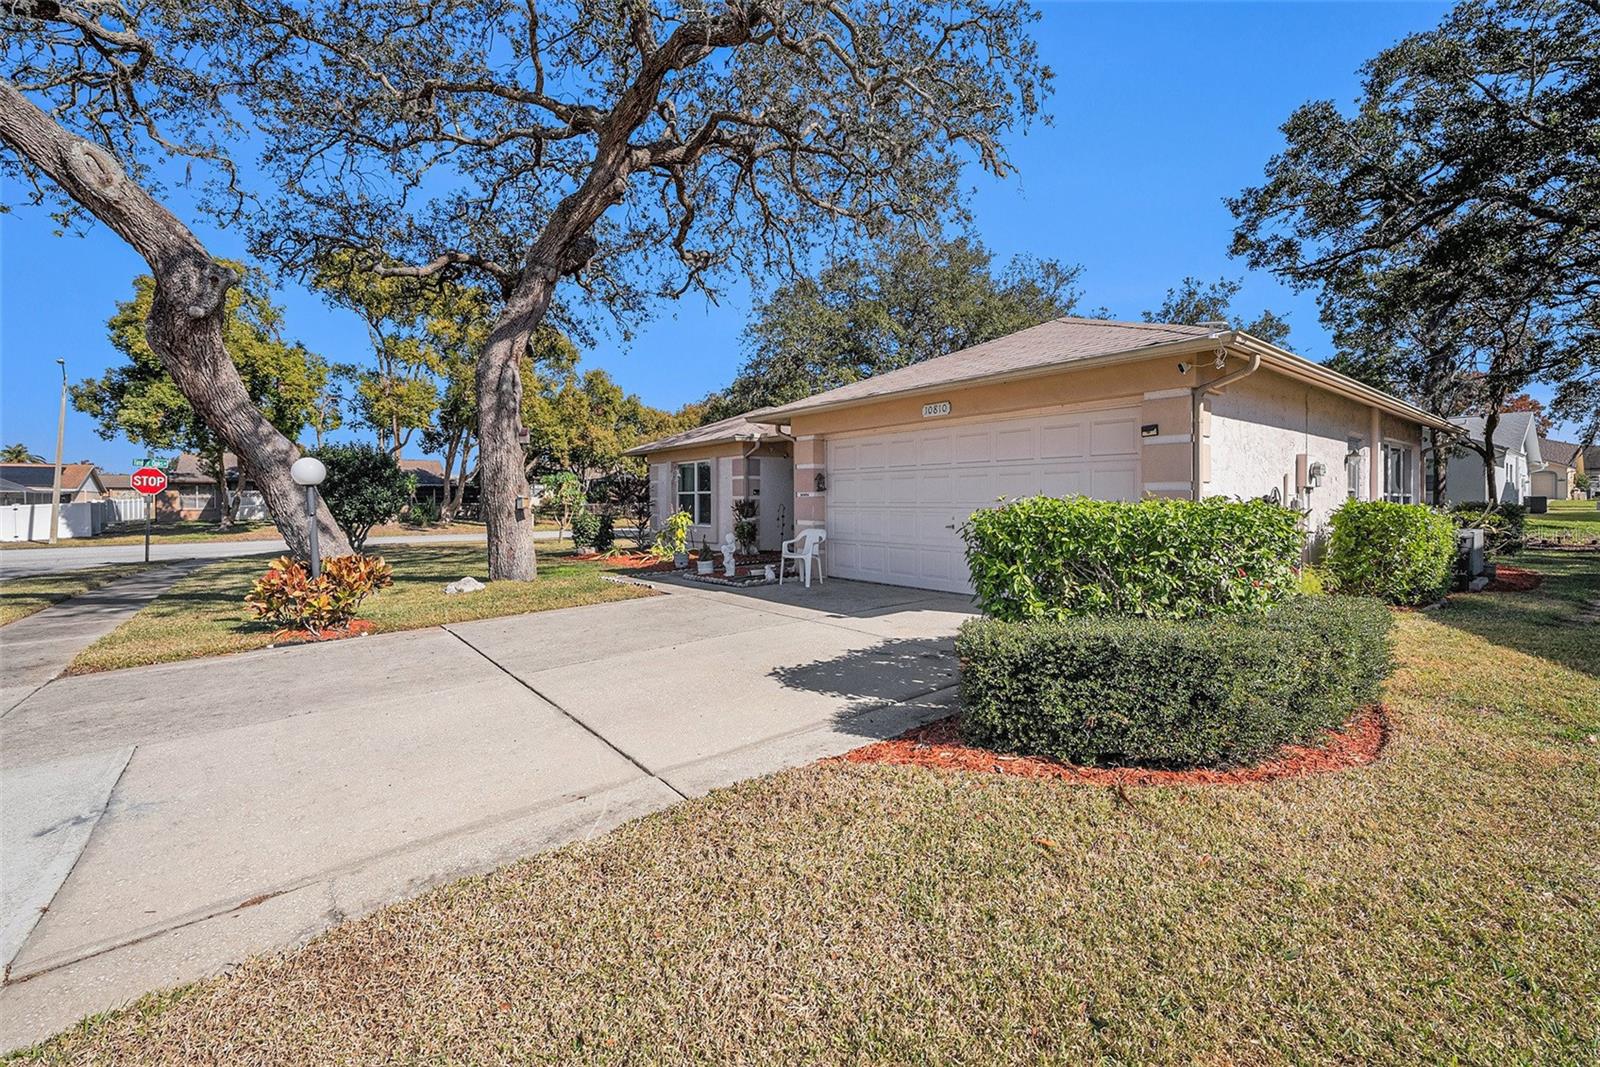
[696,535,715,575]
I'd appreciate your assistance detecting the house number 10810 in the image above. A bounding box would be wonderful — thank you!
[922,401,952,418]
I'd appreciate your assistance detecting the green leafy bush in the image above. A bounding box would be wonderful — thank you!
[1447,501,1526,556]
[244,554,395,635]
[570,506,601,550]
[592,512,615,553]
[957,596,1393,768]
[1326,501,1455,605]
[653,510,693,560]
[408,497,441,526]
[961,496,1305,622]
[310,444,416,550]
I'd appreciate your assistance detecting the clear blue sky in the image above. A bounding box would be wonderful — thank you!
[8,1,1569,471]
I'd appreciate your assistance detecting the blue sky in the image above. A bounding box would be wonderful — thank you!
[12,0,1569,472]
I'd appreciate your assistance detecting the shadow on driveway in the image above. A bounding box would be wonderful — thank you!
[769,635,960,708]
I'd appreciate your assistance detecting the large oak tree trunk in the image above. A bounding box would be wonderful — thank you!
[0,81,352,561]
[476,274,555,580]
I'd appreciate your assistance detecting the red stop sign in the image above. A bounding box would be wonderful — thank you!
[131,467,169,495]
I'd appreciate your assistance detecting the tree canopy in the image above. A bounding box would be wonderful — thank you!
[714,233,1082,416]
[1,444,46,463]
[1140,277,1291,347]
[1229,0,1599,454]
[73,268,325,459]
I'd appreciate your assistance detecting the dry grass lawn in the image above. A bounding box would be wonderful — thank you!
[12,552,1599,1065]
[65,542,649,673]
[0,564,159,627]
[0,520,495,551]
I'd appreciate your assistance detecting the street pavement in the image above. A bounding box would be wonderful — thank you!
[0,531,520,578]
[0,575,975,1050]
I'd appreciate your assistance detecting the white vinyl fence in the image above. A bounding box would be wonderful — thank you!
[106,495,149,524]
[0,501,111,542]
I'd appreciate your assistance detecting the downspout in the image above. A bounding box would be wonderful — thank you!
[1189,340,1261,500]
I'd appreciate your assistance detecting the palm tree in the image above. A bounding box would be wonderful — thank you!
[1,443,45,463]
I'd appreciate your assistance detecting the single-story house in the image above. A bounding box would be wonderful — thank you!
[628,317,1453,593]
[0,463,107,504]
[1533,438,1583,500]
[400,458,448,504]
[1437,413,1540,505]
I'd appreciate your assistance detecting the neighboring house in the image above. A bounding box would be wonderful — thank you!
[1437,413,1541,505]
[400,458,447,505]
[153,453,269,522]
[628,317,1451,593]
[1533,438,1583,500]
[0,463,107,504]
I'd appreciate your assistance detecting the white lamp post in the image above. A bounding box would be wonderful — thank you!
[290,456,328,578]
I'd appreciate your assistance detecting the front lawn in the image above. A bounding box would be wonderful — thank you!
[0,519,493,550]
[17,550,1598,1064]
[0,564,160,627]
[65,543,649,673]
[1528,498,1600,542]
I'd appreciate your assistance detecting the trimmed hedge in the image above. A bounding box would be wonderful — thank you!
[961,496,1305,622]
[957,596,1393,768]
[1447,502,1526,557]
[1326,501,1455,606]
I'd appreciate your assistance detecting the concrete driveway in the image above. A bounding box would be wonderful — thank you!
[0,576,974,1049]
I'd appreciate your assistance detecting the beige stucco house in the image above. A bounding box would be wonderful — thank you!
[628,317,1452,593]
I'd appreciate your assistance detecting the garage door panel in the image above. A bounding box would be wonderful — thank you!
[826,406,1141,592]
[1090,417,1139,456]
[1039,420,1086,459]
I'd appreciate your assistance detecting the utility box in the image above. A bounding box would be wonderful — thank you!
[1527,495,1548,514]
[1456,527,1487,581]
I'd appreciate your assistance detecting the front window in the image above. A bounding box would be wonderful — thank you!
[1382,443,1413,504]
[676,461,712,525]
[180,486,216,510]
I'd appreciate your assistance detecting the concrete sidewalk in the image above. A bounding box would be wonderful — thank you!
[0,576,974,1050]
[0,562,205,715]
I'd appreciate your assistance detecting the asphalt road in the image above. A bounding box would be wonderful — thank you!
[0,531,557,578]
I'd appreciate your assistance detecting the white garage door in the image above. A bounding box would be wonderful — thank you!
[826,405,1143,593]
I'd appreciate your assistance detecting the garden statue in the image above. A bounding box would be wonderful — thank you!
[720,535,738,577]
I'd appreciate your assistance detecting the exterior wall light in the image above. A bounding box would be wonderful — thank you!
[814,471,827,493]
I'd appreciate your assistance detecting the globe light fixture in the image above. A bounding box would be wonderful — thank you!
[290,456,328,577]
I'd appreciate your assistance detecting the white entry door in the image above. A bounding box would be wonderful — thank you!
[825,405,1143,593]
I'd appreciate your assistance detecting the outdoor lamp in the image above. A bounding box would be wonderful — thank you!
[291,456,328,579]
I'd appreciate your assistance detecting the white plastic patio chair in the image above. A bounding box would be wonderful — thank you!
[779,528,827,588]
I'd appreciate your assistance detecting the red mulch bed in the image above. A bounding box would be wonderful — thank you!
[1480,565,1543,593]
[834,705,1389,787]
[269,619,376,645]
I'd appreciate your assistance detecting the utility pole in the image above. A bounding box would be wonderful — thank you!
[48,357,66,544]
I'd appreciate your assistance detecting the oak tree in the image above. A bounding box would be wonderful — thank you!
[210,0,1052,579]
[1,0,352,558]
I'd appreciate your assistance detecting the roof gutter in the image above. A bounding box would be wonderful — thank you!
[1191,335,1260,500]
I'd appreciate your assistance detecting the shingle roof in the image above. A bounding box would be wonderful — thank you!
[100,472,133,489]
[1539,438,1582,467]
[625,413,788,457]
[1450,412,1538,454]
[400,458,446,486]
[755,317,1222,418]
[0,462,98,492]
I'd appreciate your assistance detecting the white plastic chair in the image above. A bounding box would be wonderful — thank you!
[779,528,826,588]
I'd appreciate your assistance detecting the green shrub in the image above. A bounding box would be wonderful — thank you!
[592,512,615,553]
[957,596,1393,768]
[570,507,601,550]
[960,496,1305,622]
[310,444,416,550]
[1295,565,1331,596]
[244,554,395,636]
[1326,501,1455,605]
[1447,501,1526,556]
[653,510,693,560]
[408,497,441,526]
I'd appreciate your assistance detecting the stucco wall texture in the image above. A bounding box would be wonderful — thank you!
[1208,370,1422,540]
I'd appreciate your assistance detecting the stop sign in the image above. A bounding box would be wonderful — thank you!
[131,466,169,495]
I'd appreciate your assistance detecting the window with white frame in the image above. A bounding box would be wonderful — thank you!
[179,486,216,510]
[676,461,712,524]
[1382,443,1413,503]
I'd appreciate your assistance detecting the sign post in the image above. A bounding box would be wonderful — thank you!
[131,465,169,563]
